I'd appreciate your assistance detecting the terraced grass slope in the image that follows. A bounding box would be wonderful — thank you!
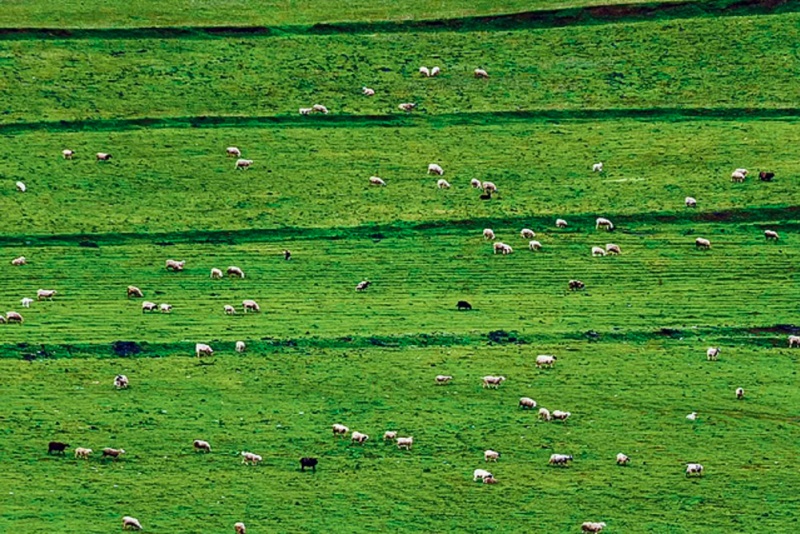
[0,2,798,533]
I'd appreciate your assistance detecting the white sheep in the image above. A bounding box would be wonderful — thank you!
[21,298,33,308]
[519,397,537,409]
[165,259,185,271]
[114,375,129,389]
[616,453,630,465]
[398,103,417,112]
[62,149,75,159]
[736,387,744,399]
[16,181,26,192]
[224,305,236,315]
[332,424,349,437]
[605,243,621,255]
[437,179,451,189]
[552,410,571,421]
[11,256,26,266]
[312,104,329,114]
[210,268,223,279]
[37,289,57,300]
[581,522,607,533]
[592,162,603,172]
[193,439,212,453]
[235,522,247,534]
[369,176,386,186]
[731,170,746,182]
[765,230,779,240]
[482,376,506,389]
[549,454,573,466]
[122,516,142,530]
[686,412,697,421]
[96,152,112,161]
[555,219,568,228]
[685,196,697,207]
[535,355,556,368]
[473,468,493,481]
[470,178,482,188]
[351,431,369,444]
[695,237,711,249]
[789,335,800,348]
[235,159,253,170]
[528,240,542,251]
[159,303,172,313]
[706,347,720,361]
[419,66,431,77]
[492,242,512,255]
[482,181,498,193]
[195,343,214,358]
[383,431,397,441]
[362,86,375,96]
[484,450,499,462]
[226,147,241,157]
[474,68,489,78]
[483,228,495,240]
[235,341,246,353]
[241,451,262,465]
[520,228,535,239]
[299,107,313,115]
[428,163,444,175]
[397,437,413,450]
[74,447,92,459]
[227,266,245,278]
[538,407,552,421]
[242,299,260,313]
[591,246,607,257]
[142,301,157,313]
[5,311,23,323]
[686,463,704,476]
[596,217,614,231]
[127,286,144,298]
[430,66,441,77]
[435,375,453,384]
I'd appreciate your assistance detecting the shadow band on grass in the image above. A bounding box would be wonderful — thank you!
[0,0,795,39]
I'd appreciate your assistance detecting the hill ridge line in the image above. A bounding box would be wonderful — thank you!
[0,0,794,39]
[3,107,800,134]
[2,205,799,248]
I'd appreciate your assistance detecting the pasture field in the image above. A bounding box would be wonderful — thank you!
[1,1,799,533]
[0,14,798,124]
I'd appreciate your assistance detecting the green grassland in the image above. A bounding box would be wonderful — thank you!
[0,14,798,124]
[1,2,799,533]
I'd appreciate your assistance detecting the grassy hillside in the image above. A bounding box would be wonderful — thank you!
[0,14,798,124]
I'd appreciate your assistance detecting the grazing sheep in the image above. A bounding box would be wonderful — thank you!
[299,107,313,115]
[127,286,144,298]
[595,217,614,231]
[351,431,369,444]
[48,441,69,455]
[484,450,499,462]
[241,452,262,465]
[520,228,535,239]
[519,397,537,409]
[300,457,318,472]
[355,280,371,291]
[706,347,720,361]
[74,447,92,459]
[435,375,453,384]
[369,176,386,186]
[122,516,142,531]
[686,412,697,421]
[142,301,157,313]
[102,448,125,460]
[226,147,241,157]
[555,219,568,228]
[165,259,185,271]
[210,268,223,279]
[695,237,711,249]
[21,298,33,308]
[224,305,236,315]
[383,431,398,441]
[235,159,253,170]
[616,453,630,465]
[437,179,451,189]
[592,162,603,172]
[568,280,585,291]
[765,230,779,240]
[397,437,413,450]
[362,86,375,96]
[731,169,747,182]
[482,181,498,193]
[312,104,329,114]
[605,243,621,255]
[193,440,212,453]
[528,240,542,251]
[428,163,444,175]
[5,311,23,324]
[473,468,493,481]
[227,266,245,278]
[430,66,441,76]
[552,410,571,421]
[591,246,607,257]
[685,196,697,207]
[456,300,472,310]
[581,522,607,533]
[535,355,556,368]
[195,343,214,358]
[235,522,247,534]
[419,66,431,77]
[686,463,704,477]
[789,335,800,348]
[242,299,260,313]
[538,407,552,421]
[114,375,129,389]
[235,341,246,353]
[736,387,745,399]
[62,149,75,159]
[159,303,172,314]
[0,315,5,324]
[549,454,573,466]
[483,228,496,240]
[11,256,26,266]
[16,181,26,192]
[474,68,489,78]
[37,289,57,300]
[492,242,512,255]
[470,178,482,188]
[332,424,349,437]
[482,376,506,389]
[759,171,775,181]
[96,152,112,161]
[398,103,417,112]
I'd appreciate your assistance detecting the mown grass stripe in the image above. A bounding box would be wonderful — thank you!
[0,0,794,39]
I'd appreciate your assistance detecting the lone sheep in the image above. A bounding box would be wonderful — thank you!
[556,219,568,228]
[736,387,745,399]
[11,256,26,266]
[596,217,614,231]
[616,453,630,465]
[789,335,800,348]
[114,375,129,389]
[765,230,779,240]
[195,343,214,358]
[685,196,697,207]
[706,347,720,361]
[235,522,247,534]
[592,162,603,172]
[686,463,704,477]
[193,440,212,453]
[535,355,556,368]
[241,452,262,465]
[695,238,711,249]
[369,176,386,186]
[435,375,453,384]
[165,259,185,271]
[474,68,489,78]
[581,522,607,533]
[122,516,142,531]
[127,286,144,298]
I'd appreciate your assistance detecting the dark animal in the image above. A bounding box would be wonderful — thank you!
[759,171,774,181]
[48,441,69,455]
[568,280,585,291]
[456,300,472,311]
[479,191,493,200]
[355,280,371,291]
[300,457,318,472]
[102,447,125,460]
[284,250,292,260]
